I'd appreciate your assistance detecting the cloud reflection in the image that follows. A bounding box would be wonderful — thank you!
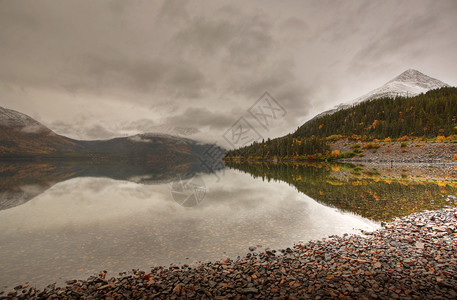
[0,168,377,290]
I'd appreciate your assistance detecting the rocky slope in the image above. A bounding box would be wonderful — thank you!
[332,140,457,164]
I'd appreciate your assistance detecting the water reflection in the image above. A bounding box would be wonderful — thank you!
[0,161,377,290]
[170,176,207,207]
[0,160,217,211]
[225,161,457,221]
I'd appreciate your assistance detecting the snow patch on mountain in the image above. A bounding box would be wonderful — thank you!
[128,133,194,145]
[128,135,153,143]
[0,106,50,134]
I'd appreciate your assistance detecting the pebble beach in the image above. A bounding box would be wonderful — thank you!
[2,208,456,299]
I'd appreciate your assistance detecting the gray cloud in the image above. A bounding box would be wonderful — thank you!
[173,6,273,67]
[349,1,456,75]
[61,54,207,98]
[51,121,118,140]
[164,107,236,131]
[123,119,201,137]
[157,0,190,22]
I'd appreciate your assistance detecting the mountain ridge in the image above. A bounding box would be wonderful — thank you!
[0,106,52,135]
[0,106,225,162]
[310,69,449,122]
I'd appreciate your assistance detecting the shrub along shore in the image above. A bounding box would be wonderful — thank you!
[2,208,457,299]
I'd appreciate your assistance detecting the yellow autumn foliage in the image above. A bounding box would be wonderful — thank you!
[331,150,340,158]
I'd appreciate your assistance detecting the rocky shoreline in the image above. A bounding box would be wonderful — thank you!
[2,208,457,299]
[333,140,457,164]
[224,140,457,165]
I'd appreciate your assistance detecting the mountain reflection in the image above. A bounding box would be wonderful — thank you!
[0,160,222,211]
[225,161,457,221]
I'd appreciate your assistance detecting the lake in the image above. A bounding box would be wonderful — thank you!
[1,160,456,291]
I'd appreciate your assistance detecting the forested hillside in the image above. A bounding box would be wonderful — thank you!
[225,87,457,160]
[294,87,457,139]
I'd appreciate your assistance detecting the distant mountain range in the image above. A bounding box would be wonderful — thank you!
[0,106,225,164]
[310,69,449,122]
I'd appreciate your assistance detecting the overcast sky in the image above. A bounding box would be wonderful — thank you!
[1,0,456,147]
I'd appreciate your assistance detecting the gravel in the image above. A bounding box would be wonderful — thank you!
[333,140,457,164]
[2,208,457,299]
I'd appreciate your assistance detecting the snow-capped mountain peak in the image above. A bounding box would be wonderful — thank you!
[311,69,449,121]
[389,69,447,89]
[350,69,449,106]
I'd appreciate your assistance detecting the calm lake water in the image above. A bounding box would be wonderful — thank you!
[1,160,456,290]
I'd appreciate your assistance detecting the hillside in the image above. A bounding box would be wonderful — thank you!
[0,107,83,156]
[0,106,225,163]
[0,126,84,157]
[294,87,457,139]
[225,87,457,161]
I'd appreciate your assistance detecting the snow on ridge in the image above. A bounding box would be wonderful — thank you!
[388,69,449,90]
[0,106,49,133]
[128,132,193,145]
[352,69,449,103]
